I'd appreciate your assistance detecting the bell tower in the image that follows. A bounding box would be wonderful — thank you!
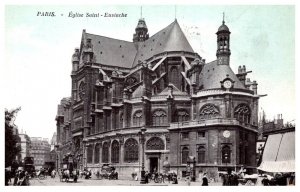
[133,7,149,43]
[216,13,231,65]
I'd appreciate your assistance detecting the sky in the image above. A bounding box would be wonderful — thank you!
[2,4,295,141]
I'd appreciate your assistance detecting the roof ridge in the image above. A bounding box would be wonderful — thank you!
[86,32,133,44]
[148,20,176,39]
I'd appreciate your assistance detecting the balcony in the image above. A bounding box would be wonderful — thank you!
[169,118,257,132]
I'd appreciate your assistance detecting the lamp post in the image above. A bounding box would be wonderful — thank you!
[55,144,60,172]
[139,127,147,184]
[258,144,264,166]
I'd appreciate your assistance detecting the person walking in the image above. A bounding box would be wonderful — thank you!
[202,173,208,186]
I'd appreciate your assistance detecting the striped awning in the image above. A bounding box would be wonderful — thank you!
[258,131,295,172]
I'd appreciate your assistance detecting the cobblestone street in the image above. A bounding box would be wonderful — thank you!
[25,176,224,186]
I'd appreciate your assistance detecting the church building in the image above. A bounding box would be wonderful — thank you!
[56,15,260,179]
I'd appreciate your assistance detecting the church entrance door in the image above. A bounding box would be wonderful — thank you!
[149,157,158,173]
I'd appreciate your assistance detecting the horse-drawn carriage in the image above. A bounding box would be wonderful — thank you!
[238,174,258,185]
[96,164,118,180]
[59,168,79,183]
[59,154,79,183]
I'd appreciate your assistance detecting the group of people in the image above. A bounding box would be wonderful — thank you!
[142,171,178,184]
[5,168,30,186]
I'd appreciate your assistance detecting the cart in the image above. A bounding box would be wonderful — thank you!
[238,174,258,185]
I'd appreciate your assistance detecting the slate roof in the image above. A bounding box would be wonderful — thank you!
[85,33,137,68]
[199,60,245,90]
[133,19,194,66]
[84,19,194,69]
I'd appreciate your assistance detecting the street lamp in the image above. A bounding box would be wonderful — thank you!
[139,127,147,184]
[55,144,60,172]
[257,144,264,166]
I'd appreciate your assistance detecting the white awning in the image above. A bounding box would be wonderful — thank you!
[258,131,295,172]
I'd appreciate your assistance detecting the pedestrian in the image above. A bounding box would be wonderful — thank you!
[145,171,149,184]
[5,168,11,186]
[186,175,191,186]
[172,173,178,184]
[202,173,208,186]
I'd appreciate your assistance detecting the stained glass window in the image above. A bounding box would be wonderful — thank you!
[94,143,100,163]
[111,140,119,163]
[124,138,138,163]
[102,142,109,163]
[199,104,220,119]
[133,111,143,127]
[152,109,167,126]
[234,104,251,123]
[146,137,164,150]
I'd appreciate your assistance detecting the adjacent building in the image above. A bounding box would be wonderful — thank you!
[18,132,31,161]
[30,137,51,169]
[56,16,262,179]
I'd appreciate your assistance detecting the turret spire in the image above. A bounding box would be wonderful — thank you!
[133,8,149,43]
[216,13,231,65]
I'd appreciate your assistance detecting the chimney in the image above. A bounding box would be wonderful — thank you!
[238,66,242,74]
[252,80,258,95]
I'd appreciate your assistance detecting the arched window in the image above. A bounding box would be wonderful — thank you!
[78,82,86,100]
[146,137,164,150]
[94,143,100,164]
[152,109,167,126]
[119,113,123,129]
[197,146,206,164]
[111,140,119,163]
[222,145,231,164]
[234,104,251,123]
[133,111,143,127]
[175,110,190,122]
[87,145,93,164]
[102,142,109,163]
[124,138,139,163]
[181,147,189,164]
[199,104,220,119]
[170,66,179,88]
[153,85,157,95]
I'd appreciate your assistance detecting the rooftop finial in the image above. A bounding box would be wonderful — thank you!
[222,12,225,24]
[175,5,177,19]
[141,6,143,18]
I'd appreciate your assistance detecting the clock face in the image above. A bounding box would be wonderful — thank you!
[223,80,232,89]
[223,130,231,138]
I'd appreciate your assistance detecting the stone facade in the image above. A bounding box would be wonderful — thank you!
[19,133,31,161]
[56,17,260,180]
[30,137,51,169]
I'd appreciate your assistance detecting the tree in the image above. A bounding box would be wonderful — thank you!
[5,107,21,167]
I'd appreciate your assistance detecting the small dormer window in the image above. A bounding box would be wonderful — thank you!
[120,45,122,48]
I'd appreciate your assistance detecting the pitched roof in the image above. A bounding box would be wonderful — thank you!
[158,84,189,96]
[85,33,137,68]
[84,20,194,69]
[133,19,194,66]
[199,61,245,90]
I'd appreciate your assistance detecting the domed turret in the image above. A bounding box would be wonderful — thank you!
[217,20,230,33]
[133,18,149,43]
[216,13,231,65]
